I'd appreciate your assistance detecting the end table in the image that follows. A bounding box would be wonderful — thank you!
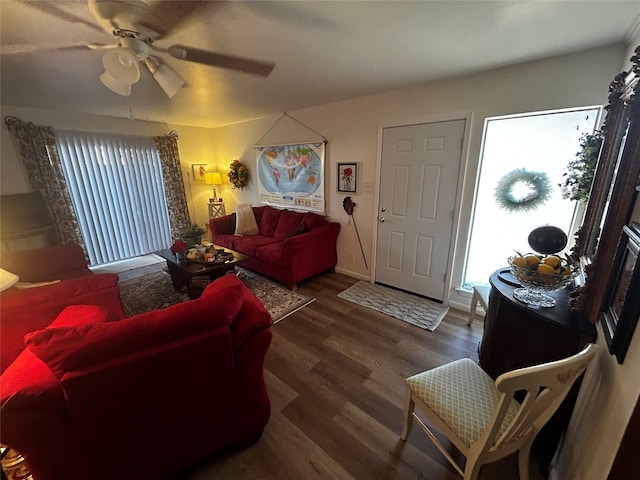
[208,202,226,219]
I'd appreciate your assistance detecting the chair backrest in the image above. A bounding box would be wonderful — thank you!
[481,343,598,451]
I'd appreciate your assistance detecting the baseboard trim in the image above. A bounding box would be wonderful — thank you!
[334,267,370,281]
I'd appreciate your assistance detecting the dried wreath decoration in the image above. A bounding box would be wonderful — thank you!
[228,159,248,189]
[494,168,553,213]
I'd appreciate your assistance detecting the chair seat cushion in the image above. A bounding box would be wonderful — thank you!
[406,358,520,447]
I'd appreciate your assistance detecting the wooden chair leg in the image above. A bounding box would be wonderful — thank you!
[518,438,534,480]
[400,388,414,440]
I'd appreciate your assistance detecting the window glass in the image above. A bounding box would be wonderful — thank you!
[463,108,600,289]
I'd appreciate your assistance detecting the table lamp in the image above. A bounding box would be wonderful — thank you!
[205,172,223,202]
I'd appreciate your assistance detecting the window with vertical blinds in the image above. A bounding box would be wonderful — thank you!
[56,131,172,266]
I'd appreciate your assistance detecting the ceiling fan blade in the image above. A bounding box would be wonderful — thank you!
[20,0,104,34]
[138,1,216,39]
[168,45,275,77]
[0,44,94,55]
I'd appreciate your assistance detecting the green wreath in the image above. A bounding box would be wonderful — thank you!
[494,168,552,213]
[228,159,248,189]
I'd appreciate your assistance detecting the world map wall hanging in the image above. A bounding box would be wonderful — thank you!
[255,142,326,213]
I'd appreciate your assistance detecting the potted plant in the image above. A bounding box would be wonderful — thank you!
[183,224,206,248]
[560,130,604,203]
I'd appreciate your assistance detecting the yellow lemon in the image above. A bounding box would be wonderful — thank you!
[537,264,556,275]
[524,254,542,266]
[543,255,562,269]
[512,256,527,268]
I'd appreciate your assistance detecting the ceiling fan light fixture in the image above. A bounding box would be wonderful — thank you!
[146,59,185,98]
[99,71,131,96]
[103,47,140,84]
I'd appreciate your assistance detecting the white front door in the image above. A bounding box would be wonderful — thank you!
[375,119,465,301]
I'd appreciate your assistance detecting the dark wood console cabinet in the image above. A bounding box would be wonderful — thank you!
[480,269,596,377]
[479,269,597,475]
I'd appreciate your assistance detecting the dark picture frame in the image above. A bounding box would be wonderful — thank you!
[601,223,640,363]
[337,163,357,193]
[571,47,640,328]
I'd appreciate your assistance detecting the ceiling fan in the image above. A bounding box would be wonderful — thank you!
[14,0,276,98]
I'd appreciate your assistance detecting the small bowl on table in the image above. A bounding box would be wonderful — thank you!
[508,256,579,308]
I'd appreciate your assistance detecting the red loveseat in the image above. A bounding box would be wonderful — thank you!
[0,274,273,480]
[210,205,340,289]
[0,243,124,373]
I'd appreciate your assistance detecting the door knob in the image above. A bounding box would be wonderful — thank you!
[380,206,386,212]
[379,217,385,223]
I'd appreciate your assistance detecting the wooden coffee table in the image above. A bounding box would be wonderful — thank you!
[157,246,248,299]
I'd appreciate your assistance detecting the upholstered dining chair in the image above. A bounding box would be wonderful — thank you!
[400,343,598,480]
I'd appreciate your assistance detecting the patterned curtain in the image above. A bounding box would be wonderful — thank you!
[154,131,191,238]
[4,116,85,250]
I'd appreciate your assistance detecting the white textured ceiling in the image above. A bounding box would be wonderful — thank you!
[1,0,639,128]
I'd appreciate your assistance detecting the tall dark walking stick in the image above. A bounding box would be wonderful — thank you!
[343,196,368,269]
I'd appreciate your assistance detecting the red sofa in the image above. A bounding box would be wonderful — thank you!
[0,243,124,373]
[210,205,340,289]
[0,274,272,480]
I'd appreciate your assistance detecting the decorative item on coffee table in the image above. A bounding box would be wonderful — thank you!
[182,224,205,248]
[170,239,187,262]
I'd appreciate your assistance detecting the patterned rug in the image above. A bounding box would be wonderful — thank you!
[119,268,313,324]
[337,280,449,331]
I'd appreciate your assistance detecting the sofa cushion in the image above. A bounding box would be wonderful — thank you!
[1,305,108,411]
[231,284,273,350]
[0,348,66,411]
[0,243,90,282]
[232,236,280,256]
[303,212,328,230]
[286,223,308,238]
[258,206,283,237]
[214,234,237,250]
[25,275,245,377]
[274,210,305,240]
[211,214,236,236]
[235,204,259,236]
[254,242,284,265]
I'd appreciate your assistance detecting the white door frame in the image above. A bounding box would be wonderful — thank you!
[372,111,473,305]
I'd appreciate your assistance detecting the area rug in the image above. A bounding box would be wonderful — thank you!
[119,269,314,324]
[337,280,449,331]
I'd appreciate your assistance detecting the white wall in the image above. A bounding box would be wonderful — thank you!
[176,44,625,297]
[2,40,638,480]
[549,34,640,480]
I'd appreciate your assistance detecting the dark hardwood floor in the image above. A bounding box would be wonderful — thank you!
[174,271,545,480]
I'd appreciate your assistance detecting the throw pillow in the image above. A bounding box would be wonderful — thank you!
[25,277,245,377]
[302,212,327,230]
[273,210,305,240]
[286,223,308,238]
[234,204,259,236]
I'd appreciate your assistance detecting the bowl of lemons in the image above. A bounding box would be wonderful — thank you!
[508,253,579,308]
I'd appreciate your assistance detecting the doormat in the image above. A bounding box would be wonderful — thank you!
[119,269,314,324]
[337,280,449,331]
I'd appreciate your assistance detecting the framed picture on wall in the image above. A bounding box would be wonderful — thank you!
[192,164,207,182]
[601,223,640,363]
[337,163,357,193]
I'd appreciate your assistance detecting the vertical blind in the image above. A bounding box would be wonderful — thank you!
[56,131,172,266]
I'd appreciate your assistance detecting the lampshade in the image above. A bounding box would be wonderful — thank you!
[99,71,131,96]
[103,47,140,84]
[0,268,19,292]
[152,63,185,98]
[205,172,222,185]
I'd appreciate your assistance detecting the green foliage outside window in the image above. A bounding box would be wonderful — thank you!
[560,130,603,203]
